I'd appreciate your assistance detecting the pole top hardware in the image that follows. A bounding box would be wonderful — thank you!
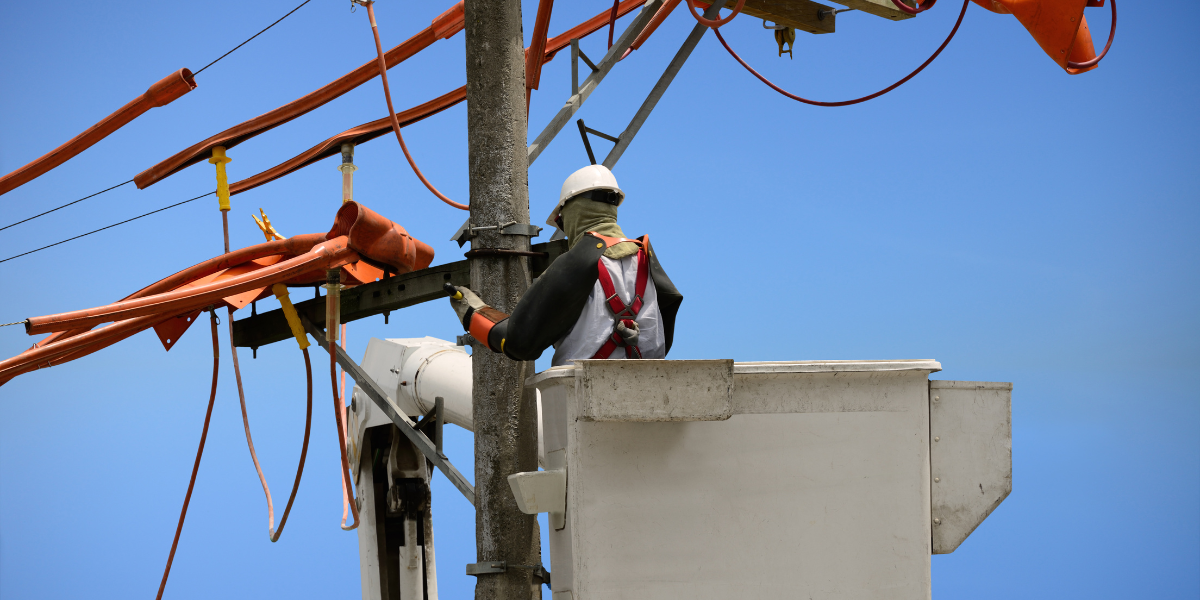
[451,219,543,246]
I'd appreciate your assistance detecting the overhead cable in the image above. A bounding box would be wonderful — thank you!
[0,191,213,265]
[363,2,468,210]
[155,309,219,600]
[193,0,314,76]
[0,180,133,233]
[712,0,969,107]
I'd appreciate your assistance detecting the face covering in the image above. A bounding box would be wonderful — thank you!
[560,197,639,259]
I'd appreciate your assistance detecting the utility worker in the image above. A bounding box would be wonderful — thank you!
[448,165,682,366]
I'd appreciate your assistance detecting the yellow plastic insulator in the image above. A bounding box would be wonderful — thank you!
[209,146,232,212]
[252,208,285,242]
[272,283,310,351]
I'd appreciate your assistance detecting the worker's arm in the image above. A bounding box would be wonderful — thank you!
[450,236,606,360]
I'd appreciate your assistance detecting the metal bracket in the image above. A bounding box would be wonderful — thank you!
[818,7,853,20]
[576,118,620,165]
[456,333,477,347]
[452,219,543,247]
[466,562,551,586]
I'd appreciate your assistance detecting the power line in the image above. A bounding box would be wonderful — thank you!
[0,180,133,233]
[194,0,314,76]
[0,192,213,265]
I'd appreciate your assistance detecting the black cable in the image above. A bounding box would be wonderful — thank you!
[0,192,213,265]
[194,0,314,76]
[0,179,133,233]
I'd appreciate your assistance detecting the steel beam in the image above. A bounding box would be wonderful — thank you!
[231,239,568,350]
[603,0,728,169]
[301,313,476,506]
[527,0,666,166]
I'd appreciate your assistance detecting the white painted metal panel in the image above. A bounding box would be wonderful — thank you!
[531,361,938,600]
[929,380,1012,554]
[576,359,734,422]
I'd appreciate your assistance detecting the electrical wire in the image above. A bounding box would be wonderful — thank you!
[0,192,213,265]
[269,347,313,542]
[338,324,354,530]
[1067,0,1116,70]
[193,0,314,76]
[363,2,468,211]
[330,336,360,530]
[156,308,219,600]
[712,0,969,107]
[889,0,937,16]
[0,180,132,233]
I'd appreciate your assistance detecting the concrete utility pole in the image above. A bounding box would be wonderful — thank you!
[464,1,541,599]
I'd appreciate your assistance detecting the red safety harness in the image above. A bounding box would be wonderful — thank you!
[590,234,650,360]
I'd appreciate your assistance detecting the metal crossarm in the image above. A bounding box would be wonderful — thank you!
[301,313,476,506]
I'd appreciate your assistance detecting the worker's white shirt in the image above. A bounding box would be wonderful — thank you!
[552,252,665,367]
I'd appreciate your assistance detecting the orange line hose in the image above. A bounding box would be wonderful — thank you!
[712,0,969,107]
[365,2,468,211]
[155,309,219,600]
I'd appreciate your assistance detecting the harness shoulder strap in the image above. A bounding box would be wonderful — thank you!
[587,231,643,250]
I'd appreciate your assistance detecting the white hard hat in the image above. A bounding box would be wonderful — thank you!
[545,165,625,230]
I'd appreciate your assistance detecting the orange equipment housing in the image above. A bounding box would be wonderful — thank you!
[971,0,1099,74]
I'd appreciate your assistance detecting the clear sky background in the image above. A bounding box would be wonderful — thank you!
[0,1,1196,598]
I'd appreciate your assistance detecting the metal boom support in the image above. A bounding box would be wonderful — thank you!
[301,313,476,505]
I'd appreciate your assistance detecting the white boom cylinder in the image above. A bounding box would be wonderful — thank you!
[353,336,545,469]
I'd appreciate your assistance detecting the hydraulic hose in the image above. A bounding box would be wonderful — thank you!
[330,337,360,529]
[1067,0,1116,70]
[712,0,969,107]
[155,309,219,600]
[364,2,468,211]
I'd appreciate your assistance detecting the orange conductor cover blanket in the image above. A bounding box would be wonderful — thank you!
[1,202,432,385]
[971,0,1098,74]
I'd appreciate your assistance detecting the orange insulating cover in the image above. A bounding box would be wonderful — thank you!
[229,0,649,196]
[971,0,1097,74]
[3,202,431,385]
[0,69,196,196]
[526,0,556,94]
[132,2,465,190]
[231,87,467,196]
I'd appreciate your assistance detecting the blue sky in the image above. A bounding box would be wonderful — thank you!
[0,1,1196,598]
